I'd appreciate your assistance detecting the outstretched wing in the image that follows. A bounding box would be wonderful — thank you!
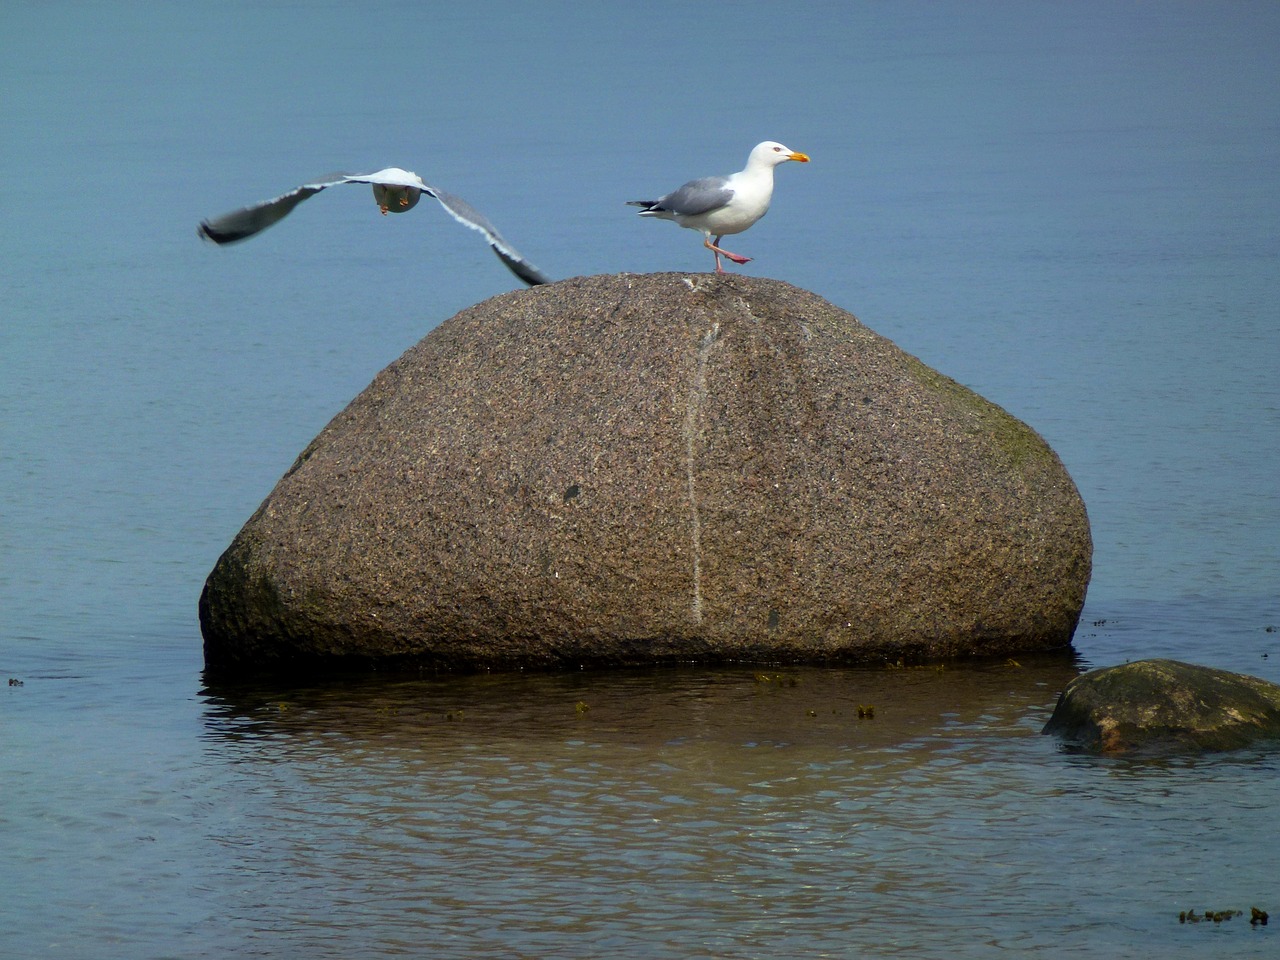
[197,173,353,244]
[423,186,553,286]
[198,168,552,286]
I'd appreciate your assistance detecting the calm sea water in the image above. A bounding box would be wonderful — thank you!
[2,2,1277,957]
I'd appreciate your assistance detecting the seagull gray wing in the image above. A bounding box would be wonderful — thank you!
[197,173,353,244]
[420,185,553,286]
[654,176,735,216]
[199,168,551,287]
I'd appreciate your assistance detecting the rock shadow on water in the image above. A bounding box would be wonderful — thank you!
[199,652,1085,759]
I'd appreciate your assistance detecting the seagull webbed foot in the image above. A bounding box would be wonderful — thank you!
[706,236,751,268]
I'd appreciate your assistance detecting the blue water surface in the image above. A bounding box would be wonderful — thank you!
[1,2,1277,957]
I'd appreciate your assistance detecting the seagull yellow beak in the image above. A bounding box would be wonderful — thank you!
[789,152,810,162]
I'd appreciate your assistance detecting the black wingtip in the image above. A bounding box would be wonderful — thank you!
[197,221,246,245]
[492,245,552,286]
[517,265,553,287]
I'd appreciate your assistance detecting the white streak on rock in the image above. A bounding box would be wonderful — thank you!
[684,322,720,623]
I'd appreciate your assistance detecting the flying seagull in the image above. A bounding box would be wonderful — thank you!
[198,167,551,286]
[628,141,809,274]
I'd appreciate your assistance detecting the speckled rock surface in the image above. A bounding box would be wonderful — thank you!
[1042,659,1280,754]
[200,273,1092,674]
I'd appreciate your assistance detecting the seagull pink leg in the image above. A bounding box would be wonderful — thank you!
[705,235,751,272]
[701,235,747,272]
[705,237,725,273]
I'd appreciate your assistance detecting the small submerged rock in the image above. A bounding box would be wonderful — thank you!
[1042,658,1280,754]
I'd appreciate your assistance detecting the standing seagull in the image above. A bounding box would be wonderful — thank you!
[628,141,809,274]
[198,167,551,286]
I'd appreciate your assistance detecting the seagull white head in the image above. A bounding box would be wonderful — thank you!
[747,141,811,168]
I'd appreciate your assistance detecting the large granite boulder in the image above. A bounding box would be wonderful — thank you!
[1043,659,1280,754]
[200,273,1091,673]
